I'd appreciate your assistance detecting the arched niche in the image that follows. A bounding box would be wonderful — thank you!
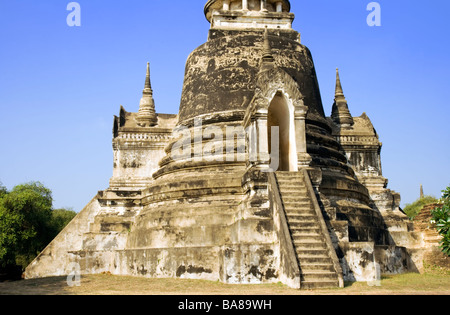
[267,91,298,171]
[243,68,311,171]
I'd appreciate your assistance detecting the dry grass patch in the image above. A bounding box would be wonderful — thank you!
[0,269,449,295]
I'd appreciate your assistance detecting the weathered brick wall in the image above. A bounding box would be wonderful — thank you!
[414,203,442,244]
[414,203,450,268]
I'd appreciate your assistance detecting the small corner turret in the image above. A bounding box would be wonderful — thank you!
[136,62,158,127]
[331,68,354,128]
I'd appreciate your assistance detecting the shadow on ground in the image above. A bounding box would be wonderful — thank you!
[0,277,72,295]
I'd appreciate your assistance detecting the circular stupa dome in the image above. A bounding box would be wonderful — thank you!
[178,28,327,126]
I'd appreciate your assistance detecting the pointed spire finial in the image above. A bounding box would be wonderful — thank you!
[335,68,344,97]
[144,62,152,93]
[137,62,157,127]
[332,67,354,127]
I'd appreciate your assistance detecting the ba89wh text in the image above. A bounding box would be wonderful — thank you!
[222,299,272,310]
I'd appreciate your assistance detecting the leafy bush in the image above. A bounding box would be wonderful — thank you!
[403,195,439,220]
[50,208,77,235]
[0,182,77,271]
[431,186,450,256]
[0,182,6,198]
[0,182,53,268]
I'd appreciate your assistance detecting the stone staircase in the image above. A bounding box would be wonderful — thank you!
[275,171,341,289]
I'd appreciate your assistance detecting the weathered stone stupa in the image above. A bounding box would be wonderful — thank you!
[25,0,424,289]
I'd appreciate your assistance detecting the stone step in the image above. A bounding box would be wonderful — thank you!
[295,242,328,251]
[275,171,340,290]
[283,199,311,205]
[285,212,315,220]
[284,212,316,219]
[277,178,305,184]
[292,231,323,244]
[284,211,316,218]
[284,204,315,215]
[294,242,329,254]
[276,179,303,183]
[297,256,334,265]
[301,279,340,290]
[281,195,310,202]
[278,187,307,194]
[276,175,304,180]
[286,218,320,226]
[294,239,327,248]
[276,176,304,181]
[296,248,329,257]
[276,178,305,185]
[278,187,308,194]
[287,218,317,226]
[275,171,303,176]
[301,270,338,281]
[284,203,315,215]
[281,193,311,205]
[293,236,324,248]
[291,220,320,226]
[277,183,304,189]
[277,181,304,185]
[287,213,317,220]
[294,239,327,249]
[289,225,321,233]
[285,211,314,218]
[276,178,304,181]
[300,263,335,272]
[278,179,305,184]
[424,235,441,242]
[288,223,320,231]
[292,229,323,237]
[286,218,316,225]
[286,213,314,218]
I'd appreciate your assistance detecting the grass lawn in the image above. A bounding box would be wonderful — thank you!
[0,267,449,295]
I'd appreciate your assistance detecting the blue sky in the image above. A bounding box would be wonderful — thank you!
[0,0,449,212]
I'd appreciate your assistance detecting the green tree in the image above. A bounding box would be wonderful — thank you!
[431,186,450,256]
[49,208,77,236]
[0,206,24,267]
[0,182,54,268]
[0,182,7,198]
[403,195,439,220]
[0,182,78,273]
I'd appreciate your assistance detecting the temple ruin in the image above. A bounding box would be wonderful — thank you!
[25,0,425,289]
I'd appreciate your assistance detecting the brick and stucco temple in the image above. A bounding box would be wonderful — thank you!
[25,0,425,289]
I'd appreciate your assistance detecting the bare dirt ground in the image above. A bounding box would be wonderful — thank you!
[0,270,449,295]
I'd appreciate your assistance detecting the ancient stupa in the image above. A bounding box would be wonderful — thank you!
[25,0,423,289]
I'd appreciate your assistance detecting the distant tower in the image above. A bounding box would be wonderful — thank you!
[420,184,424,199]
